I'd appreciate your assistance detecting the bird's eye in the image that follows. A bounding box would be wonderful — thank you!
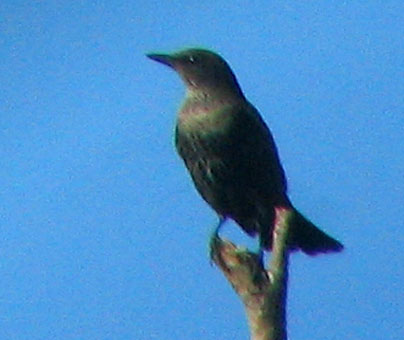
[188,55,198,64]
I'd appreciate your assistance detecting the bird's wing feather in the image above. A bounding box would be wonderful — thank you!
[224,102,288,200]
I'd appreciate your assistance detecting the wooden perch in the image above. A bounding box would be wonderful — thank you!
[210,207,292,340]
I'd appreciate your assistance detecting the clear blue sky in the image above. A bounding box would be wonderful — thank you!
[1,1,403,339]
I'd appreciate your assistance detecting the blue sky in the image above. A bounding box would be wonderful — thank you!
[1,1,403,339]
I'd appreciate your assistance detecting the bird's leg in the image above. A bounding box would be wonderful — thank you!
[250,228,266,270]
[209,216,226,263]
[257,244,265,268]
[211,215,226,238]
[255,207,276,268]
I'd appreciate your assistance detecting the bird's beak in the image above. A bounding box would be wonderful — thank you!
[146,53,176,68]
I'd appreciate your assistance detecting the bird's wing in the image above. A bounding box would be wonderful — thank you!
[223,102,288,202]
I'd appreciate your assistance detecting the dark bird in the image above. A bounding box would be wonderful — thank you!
[147,48,343,255]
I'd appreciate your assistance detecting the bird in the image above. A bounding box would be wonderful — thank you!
[147,48,343,255]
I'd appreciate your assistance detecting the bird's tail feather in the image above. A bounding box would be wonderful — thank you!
[289,209,343,255]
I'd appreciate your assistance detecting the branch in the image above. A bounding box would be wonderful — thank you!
[210,207,292,340]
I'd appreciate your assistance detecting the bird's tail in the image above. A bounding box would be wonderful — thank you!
[289,209,343,255]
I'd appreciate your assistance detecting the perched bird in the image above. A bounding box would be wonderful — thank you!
[147,48,343,255]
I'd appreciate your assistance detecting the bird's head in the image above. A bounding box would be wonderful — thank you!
[147,48,243,98]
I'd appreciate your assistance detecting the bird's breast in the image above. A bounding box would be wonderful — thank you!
[177,100,236,137]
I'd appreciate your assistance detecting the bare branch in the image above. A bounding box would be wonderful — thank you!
[210,207,292,340]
